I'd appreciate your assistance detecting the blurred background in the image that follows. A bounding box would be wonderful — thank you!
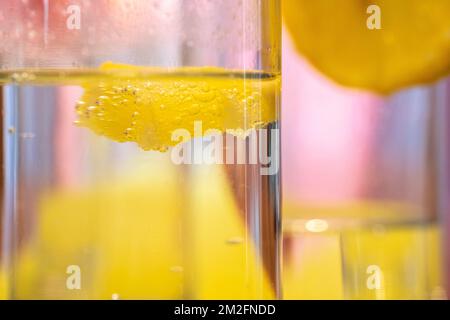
[1,0,450,300]
[282,27,450,299]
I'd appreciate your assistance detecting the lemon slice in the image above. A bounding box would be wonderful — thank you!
[283,0,450,93]
[76,62,279,151]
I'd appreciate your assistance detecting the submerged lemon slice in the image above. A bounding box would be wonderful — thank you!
[283,0,450,93]
[76,62,279,151]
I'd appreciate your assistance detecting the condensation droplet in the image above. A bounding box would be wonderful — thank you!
[252,121,265,129]
[124,128,134,136]
[76,101,86,109]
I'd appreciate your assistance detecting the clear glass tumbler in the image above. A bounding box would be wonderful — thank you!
[0,0,281,299]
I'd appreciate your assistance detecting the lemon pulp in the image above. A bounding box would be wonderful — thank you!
[75,62,279,151]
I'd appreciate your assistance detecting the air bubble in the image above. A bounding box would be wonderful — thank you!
[76,101,86,110]
[226,237,243,245]
[252,121,265,129]
[124,128,135,135]
[195,91,216,103]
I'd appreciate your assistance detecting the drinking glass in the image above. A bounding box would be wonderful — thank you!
[0,0,281,299]
[282,31,449,300]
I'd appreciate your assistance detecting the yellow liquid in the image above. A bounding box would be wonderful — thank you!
[282,202,445,300]
[0,66,280,299]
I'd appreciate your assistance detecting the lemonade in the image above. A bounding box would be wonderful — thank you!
[0,65,281,299]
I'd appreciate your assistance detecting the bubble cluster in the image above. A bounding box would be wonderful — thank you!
[10,72,36,83]
[75,63,280,151]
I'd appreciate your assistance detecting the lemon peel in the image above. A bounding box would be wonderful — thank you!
[283,0,450,93]
[76,62,279,151]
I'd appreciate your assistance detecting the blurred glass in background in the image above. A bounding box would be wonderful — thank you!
[282,29,449,300]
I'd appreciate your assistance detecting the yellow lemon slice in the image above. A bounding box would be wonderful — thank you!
[283,0,450,93]
[76,62,280,151]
